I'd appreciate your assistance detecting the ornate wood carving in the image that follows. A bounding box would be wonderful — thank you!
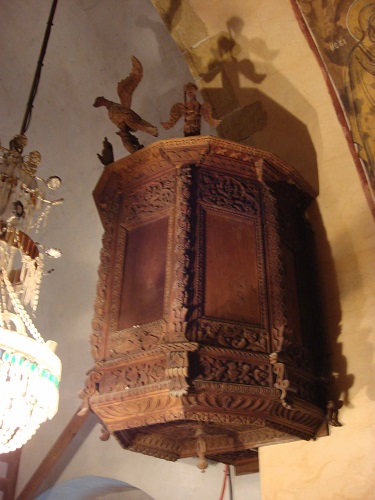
[166,350,190,396]
[108,320,167,357]
[79,369,103,415]
[108,223,127,335]
[263,187,288,341]
[87,137,326,471]
[100,359,166,392]
[170,165,194,340]
[198,170,258,214]
[198,355,271,386]
[127,432,181,462]
[91,176,122,361]
[121,173,174,223]
[195,318,268,352]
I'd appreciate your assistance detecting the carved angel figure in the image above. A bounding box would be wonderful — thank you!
[93,56,158,154]
[161,82,221,136]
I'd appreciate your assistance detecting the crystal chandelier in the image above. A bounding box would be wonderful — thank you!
[0,0,62,454]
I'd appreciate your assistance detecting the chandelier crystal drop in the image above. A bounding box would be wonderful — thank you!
[0,134,62,453]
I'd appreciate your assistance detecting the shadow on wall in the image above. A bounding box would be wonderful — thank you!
[36,475,154,500]
[160,0,182,32]
[149,7,318,189]
[314,204,375,405]
[308,202,355,417]
[195,17,318,191]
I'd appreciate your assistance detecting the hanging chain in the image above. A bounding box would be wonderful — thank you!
[20,0,59,135]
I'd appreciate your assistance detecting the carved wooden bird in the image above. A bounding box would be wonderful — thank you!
[97,137,114,166]
[93,56,158,153]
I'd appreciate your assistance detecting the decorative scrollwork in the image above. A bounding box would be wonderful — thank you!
[101,360,166,391]
[128,434,181,461]
[269,352,297,409]
[108,320,167,357]
[183,412,263,426]
[109,224,127,335]
[92,394,181,418]
[166,350,189,396]
[197,319,268,352]
[199,170,258,214]
[272,323,294,353]
[192,379,278,397]
[198,355,271,387]
[171,165,194,338]
[262,188,289,352]
[185,392,275,414]
[79,369,103,415]
[122,174,174,222]
[91,180,121,361]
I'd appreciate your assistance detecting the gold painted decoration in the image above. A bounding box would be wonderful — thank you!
[291,0,375,206]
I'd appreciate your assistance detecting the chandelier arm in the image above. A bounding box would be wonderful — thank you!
[0,280,5,327]
[20,0,59,135]
[0,268,43,343]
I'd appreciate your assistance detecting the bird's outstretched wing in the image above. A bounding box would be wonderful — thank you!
[117,56,143,108]
[161,103,185,130]
[201,102,221,128]
[125,109,158,137]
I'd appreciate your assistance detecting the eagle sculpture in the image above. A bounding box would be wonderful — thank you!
[93,56,158,154]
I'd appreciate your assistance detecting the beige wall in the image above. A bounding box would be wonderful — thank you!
[153,1,375,499]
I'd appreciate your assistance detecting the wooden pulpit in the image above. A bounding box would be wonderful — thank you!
[82,136,326,471]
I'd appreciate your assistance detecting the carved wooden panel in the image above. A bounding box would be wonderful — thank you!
[195,318,268,352]
[86,137,326,472]
[118,217,169,330]
[204,210,260,323]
